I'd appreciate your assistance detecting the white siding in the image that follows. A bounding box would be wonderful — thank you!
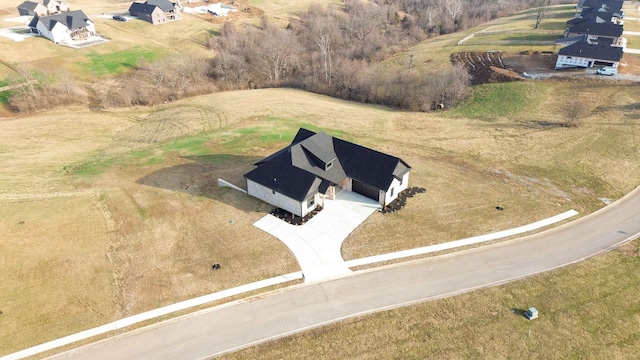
[36,20,70,43]
[383,172,410,206]
[247,179,306,217]
[301,193,320,216]
[555,55,591,69]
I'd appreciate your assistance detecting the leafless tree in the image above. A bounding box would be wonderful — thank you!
[342,0,385,42]
[534,0,551,29]
[255,25,301,83]
[562,98,589,127]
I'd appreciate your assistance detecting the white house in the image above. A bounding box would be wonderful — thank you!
[555,39,623,69]
[28,10,95,44]
[244,128,411,217]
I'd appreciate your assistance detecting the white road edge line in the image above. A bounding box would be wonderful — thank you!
[0,210,578,360]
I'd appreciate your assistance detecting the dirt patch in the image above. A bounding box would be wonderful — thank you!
[502,52,558,73]
[451,51,562,85]
[451,52,525,85]
[184,1,264,24]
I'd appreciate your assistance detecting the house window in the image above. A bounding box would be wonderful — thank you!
[308,197,315,207]
[390,188,394,197]
[272,190,276,195]
[325,161,333,171]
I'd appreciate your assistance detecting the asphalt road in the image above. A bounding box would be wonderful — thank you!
[50,186,640,360]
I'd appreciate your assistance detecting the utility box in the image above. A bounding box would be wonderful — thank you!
[524,307,538,320]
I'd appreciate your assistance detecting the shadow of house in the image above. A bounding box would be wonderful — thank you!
[136,154,266,213]
[511,308,528,318]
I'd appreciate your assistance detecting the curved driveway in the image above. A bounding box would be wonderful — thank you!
[50,186,640,360]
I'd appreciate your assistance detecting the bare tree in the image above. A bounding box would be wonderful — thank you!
[255,25,301,83]
[304,5,340,88]
[562,98,590,127]
[342,0,385,42]
[445,0,465,23]
[534,0,551,29]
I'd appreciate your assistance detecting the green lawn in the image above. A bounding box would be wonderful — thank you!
[447,82,548,120]
[77,48,158,76]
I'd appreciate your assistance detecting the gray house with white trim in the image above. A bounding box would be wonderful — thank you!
[244,129,411,217]
[555,39,623,69]
[28,10,96,44]
[129,0,181,25]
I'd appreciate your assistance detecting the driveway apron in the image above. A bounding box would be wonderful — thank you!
[253,191,380,282]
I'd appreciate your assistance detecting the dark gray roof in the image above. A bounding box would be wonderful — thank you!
[146,0,177,12]
[245,128,411,202]
[291,132,346,184]
[567,20,623,38]
[558,40,623,62]
[568,13,613,26]
[579,6,621,20]
[18,1,39,11]
[28,10,91,31]
[581,0,623,13]
[130,0,177,15]
[129,2,156,15]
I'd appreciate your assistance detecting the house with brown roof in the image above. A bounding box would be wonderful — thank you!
[244,128,411,217]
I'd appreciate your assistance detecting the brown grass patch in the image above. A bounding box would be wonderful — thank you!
[0,83,639,356]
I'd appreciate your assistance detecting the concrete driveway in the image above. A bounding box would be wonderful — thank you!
[254,191,380,282]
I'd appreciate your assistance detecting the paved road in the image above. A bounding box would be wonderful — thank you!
[50,186,640,360]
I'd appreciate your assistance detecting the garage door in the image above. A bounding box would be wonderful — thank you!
[352,180,379,201]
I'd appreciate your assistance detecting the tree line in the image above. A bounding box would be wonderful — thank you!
[7,0,568,113]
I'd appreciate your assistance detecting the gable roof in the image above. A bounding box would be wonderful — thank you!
[566,20,623,37]
[28,10,91,31]
[581,0,623,13]
[245,129,411,201]
[558,40,623,62]
[129,2,158,15]
[579,6,621,19]
[18,1,40,11]
[146,0,177,11]
[567,13,613,26]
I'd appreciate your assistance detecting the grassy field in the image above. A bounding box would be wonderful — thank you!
[0,1,639,358]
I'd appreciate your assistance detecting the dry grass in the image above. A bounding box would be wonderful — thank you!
[1,81,639,356]
[222,239,640,360]
[0,1,639,357]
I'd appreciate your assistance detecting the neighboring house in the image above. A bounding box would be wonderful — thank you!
[17,1,48,16]
[244,128,411,217]
[579,0,623,13]
[555,39,623,69]
[42,0,70,14]
[17,0,69,16]
[577,6,624,24]
[28,10,96,44]
[129,0,182,25]
[564,20,623,43]
[568,12,615,26]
